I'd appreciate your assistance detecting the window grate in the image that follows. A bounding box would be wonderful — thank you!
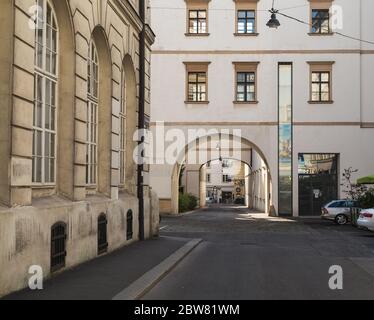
[51,222,67,272]
[98,214,108,255]
[127,210,133,240]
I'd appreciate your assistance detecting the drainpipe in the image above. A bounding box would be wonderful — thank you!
[138,0,146,240]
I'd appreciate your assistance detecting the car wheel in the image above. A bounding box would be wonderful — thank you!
[335,214,348,225]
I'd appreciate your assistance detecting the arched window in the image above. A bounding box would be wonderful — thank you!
[119,69,127,186]
[33,0,58,184]
[86,41,99,185]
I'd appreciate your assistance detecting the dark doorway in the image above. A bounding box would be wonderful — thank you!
[298,154,338,216]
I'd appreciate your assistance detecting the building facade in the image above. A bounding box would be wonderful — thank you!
[150,0,374,215]
[0,0,158,297]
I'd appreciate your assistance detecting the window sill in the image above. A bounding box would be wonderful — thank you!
[308,32,334,36]
[233,100,259,105]
[185,33,210,37]
[234,32,259,37]
[185,100,210,105]
[308,100,334,104]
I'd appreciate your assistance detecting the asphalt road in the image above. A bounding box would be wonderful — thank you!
[143,206,374,300]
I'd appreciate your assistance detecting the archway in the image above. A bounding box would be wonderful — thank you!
[170,133,273,215]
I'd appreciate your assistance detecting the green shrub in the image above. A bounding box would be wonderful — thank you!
[187,194,198,211]
[179,193,198,213]
[179,193,190,213]
[358,188,374,209]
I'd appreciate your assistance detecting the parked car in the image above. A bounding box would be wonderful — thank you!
[357,209,374,231]
[321,200,359,225]
[206,197,214,204]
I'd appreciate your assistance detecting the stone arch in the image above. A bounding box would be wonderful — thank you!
[50,0,76,200]
[91,26,112,197]
[171,133,273,214]
[122,54,138,195]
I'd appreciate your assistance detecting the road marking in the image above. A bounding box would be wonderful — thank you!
[160,226,168,230]
[112,238,202,300]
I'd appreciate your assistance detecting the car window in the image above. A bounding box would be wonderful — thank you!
[329,201,345,208]
[346,201,356,208]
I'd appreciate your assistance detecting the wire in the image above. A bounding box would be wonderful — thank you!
[148,3,374,46]
[277,11,374,45]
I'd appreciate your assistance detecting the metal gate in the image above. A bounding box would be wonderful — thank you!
[299,173,338,216]
[51,222,67,272]
[98,214,108,255]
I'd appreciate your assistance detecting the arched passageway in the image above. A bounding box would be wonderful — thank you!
[170,133,273,214]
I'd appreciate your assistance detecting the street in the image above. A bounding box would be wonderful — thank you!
[4,205,374,300]
[143,206,374,300]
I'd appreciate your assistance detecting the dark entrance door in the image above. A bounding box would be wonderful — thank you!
[298,154,338,216]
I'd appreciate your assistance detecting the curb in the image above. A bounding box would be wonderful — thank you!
[112,238,202,300]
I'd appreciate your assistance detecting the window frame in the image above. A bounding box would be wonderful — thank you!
[184,62,210,104]
[307,61,334,104]
[234,0,259,36]
[311,9,330,34]
[86,40,99,187]
[233,62,259,104]
[119,69,127,187]
[33,0,59,186]
[185,0,210,36]
[308,0,334,36]
[188,9,207,34]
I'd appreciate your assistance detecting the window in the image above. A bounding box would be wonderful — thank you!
[311,72,330,102]
[222,160,232,168]
[119,70,127,186]
[86,41,99,185]
[188,10,207,34]
[51,222,67,272]
[237,10,255,34]
[311,9,330,34]
[127,210,133,240]
[309,0,333,35]
[185,0,210,35]
[234,0,258,36]
[184,62,210,103]
[98,214,108,255]
[236,72,255,102]
[308,61,334,103]
[233,62,259,103]
[33,0,58,184]
[188,72,206,102]
[206,174,211,183]
[223,175,232,183]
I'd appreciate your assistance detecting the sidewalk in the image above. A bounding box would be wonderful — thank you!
[4,236,189,300]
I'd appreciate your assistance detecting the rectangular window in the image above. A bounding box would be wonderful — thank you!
[86,101,97,185]
[184,62,210,103]
[188,72,207,102]
[189,10,207,34]
[233,62,259,103]
[308,61,334,103]
[311,72,330,102]
[311,9,330,34]
[236,72,256,102]
[278,63,293,216]
[223,175,232,183]
[237,10,255,34]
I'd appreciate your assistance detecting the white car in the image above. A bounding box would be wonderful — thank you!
[357,209,374,231]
